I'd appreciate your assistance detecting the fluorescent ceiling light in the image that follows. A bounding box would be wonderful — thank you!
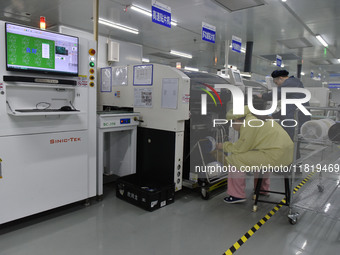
[98,18,139,34]
[170,50,192,59]
[324,203,331,213]
[142,58,150,63]
[282,0,287,2]
[131,5,151,17]
[301,72,305,75]
[131,4,177,26]
[337,59,340,63]
[184,66,199,72]
[316,34,328,47]
[171,20,178,26]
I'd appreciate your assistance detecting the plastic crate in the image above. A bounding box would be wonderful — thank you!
[116,174,175,211]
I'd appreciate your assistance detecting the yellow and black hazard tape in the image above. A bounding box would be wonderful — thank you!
[209,178,228,193]
[222,171,315,255]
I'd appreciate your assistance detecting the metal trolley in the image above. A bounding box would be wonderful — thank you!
[287,106,340,224]
[185,125,229,200]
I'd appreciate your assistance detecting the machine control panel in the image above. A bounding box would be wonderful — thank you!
[98,113,140,129]
[120,118,131,124]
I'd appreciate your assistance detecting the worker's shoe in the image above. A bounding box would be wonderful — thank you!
[223,196,246,204]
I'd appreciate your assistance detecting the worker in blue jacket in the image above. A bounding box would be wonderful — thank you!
[258,70,311,165]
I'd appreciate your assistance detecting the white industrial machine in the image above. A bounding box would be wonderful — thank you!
[0,22,97,224]
[99,64,190,191]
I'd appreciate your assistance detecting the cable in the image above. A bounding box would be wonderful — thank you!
[69,101,77,110]
[6,100,15,114]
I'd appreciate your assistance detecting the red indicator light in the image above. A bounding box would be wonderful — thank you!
[40,16,46,30]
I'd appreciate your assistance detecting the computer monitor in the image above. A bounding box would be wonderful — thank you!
[6,23,79,76]
[228,68,244,86]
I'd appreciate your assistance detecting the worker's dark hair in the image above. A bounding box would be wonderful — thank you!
[271,70,289,78]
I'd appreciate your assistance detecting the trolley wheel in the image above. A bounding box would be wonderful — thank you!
[289,218,297,225]
[201,187,210,200]
[317,185,324,193]
[252,205,258,212]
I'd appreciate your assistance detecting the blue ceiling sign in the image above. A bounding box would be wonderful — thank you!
[202,22,216,44]
[276,55,282,67]
[328,83,340,88]
[152,1,171,28]
[232,35,242,53]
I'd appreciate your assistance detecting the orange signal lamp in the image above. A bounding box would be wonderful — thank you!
[40,16,46,30]
[89,48,96,55]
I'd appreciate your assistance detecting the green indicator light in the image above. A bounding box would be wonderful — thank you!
[324,48,327,56]
[89,62,95,67]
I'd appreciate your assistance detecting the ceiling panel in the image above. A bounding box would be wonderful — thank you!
[277,37,313,49]
[260,53,301,61]
[211,0,265,12]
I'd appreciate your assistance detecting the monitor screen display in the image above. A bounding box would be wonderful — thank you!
[6,23,78,76]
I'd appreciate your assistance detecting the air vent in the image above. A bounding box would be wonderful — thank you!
[212,0,265,12]
[277,38,313,49]
[261,53,301,61]
[310,59,332,65]
[149,52,180,59]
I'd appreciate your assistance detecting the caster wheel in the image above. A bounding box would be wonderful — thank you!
[201,188,210,200]
[318,185,324,192]
[252,205,258,212]
[289,218,297,225]
[84,199,91,207]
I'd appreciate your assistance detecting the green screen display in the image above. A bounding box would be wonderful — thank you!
[7,32,55,70]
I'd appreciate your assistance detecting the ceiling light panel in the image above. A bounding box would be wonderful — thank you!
[170,50,192,59]
[316,35,328,47]
[98,18,139,34]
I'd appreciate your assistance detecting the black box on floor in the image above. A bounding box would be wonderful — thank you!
[116,174,175,211]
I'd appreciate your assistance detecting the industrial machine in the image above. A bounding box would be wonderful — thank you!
[98,64,267,198]
[0,22,97,224]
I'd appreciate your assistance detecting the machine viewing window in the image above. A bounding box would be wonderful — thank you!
[228,69,244,86]
[233,71,242,83]
[5,23,79,76]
